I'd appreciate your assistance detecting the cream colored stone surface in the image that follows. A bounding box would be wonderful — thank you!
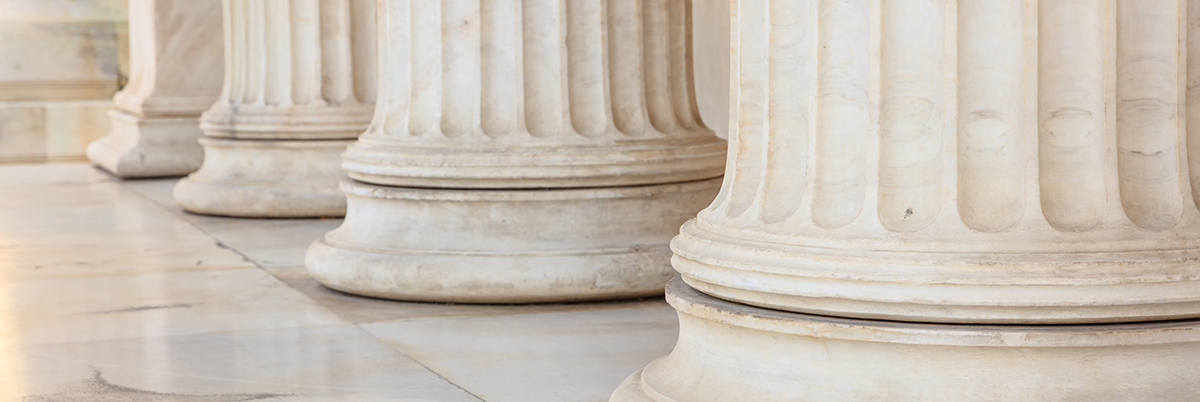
[665,0,1200,325]
[174,0,376,217]
[614,279,1200,402]
[0,0,127,163]
[309,178,720,303]
[87,0,223,178]
[0,101,112,162]
[0,163,676,401]
[363,304,679,402]
[307,0,727,302]
[617,0,1200,400]
[695,0,731,140]
[0,0,128,101]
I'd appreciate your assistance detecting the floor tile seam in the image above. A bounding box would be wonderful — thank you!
[355,300,672,327]
[86,184,359,332]
[0,178,117,186]
[0,265,262,285]
[8,329,462,394]
[250,266,590,326]
[119,186,322,276]
[351,321,489,402]
[121,183,263,269]
[0,175,119,188]
[2,322,356,349]
[250,268,526,380]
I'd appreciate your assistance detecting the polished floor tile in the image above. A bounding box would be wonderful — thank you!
[123,179,342,268]
[3,325,482,401]
[0,163,112,187]
[362,305,680,402]
[1,163,681,401]
[0,186,252,281]
[0,268,347,346]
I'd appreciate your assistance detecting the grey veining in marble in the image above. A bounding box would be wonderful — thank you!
[1,163,679,401]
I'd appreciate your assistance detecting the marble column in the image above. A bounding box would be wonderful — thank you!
[305,0,727,303]
[614,0,1200,400]
[173,0,376,217]
[87,0,222,178]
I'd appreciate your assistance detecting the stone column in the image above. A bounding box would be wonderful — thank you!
[86,0,222,178]
[305,0,727,303]
[614,0,1200,400]
[173,0,376,217]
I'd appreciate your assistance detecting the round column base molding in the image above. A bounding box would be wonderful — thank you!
[673,219,1200,324]
[173,137,352,218]
[342,136,727,189]
[305,178,722,303]
[199,105,372,140]
[613,277,1200,401]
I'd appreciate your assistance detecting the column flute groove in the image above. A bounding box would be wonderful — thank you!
[956,0,1024,232]
[615,1,1200,399]
[173,0,376,218]
[1117,0,1184,230]
[1038,0,1106,231]
[306,0,726,303]
[811,0,870,229]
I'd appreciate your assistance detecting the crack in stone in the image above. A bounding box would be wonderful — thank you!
[79,303,196,315]
[23,367,291,402]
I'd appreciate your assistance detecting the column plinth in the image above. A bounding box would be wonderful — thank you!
[616,0,1200,399]
[86,0,222,178]
[307,179,719,303]
[614,279,1200,401]
[305,0,726,302]
[173,0,376,217]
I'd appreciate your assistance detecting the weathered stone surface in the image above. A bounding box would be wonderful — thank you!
[664,0,1200,325]
[307,0,727,302]
[616,0,1200,400]
[0,0,126,163]
[614,279,1200,402]
[87,0,223,178]
[174,0,376,217]
[307,178,720,303]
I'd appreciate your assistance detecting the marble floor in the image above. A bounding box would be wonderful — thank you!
[0,163,679,402]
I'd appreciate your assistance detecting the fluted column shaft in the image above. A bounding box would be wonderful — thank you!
[676,0,1200,325]
[173,0,376,218]
[615,1,1200,400]
[342,0,726,188]
[86,0,223,178]
[305,0,727,303]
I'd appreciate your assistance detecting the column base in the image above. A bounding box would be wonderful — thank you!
[613,277,1200,401]
[86,109,205,178]
[305,178,722,303]
[173,136,352,218]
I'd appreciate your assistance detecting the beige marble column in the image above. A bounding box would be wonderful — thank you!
[0,0,127,163]
[614,0,1200,400]
[86,0,222,178]
[305,0,727,303]
[173,0,375,217]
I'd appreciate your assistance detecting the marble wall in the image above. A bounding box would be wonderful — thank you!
[0,0,128,163]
